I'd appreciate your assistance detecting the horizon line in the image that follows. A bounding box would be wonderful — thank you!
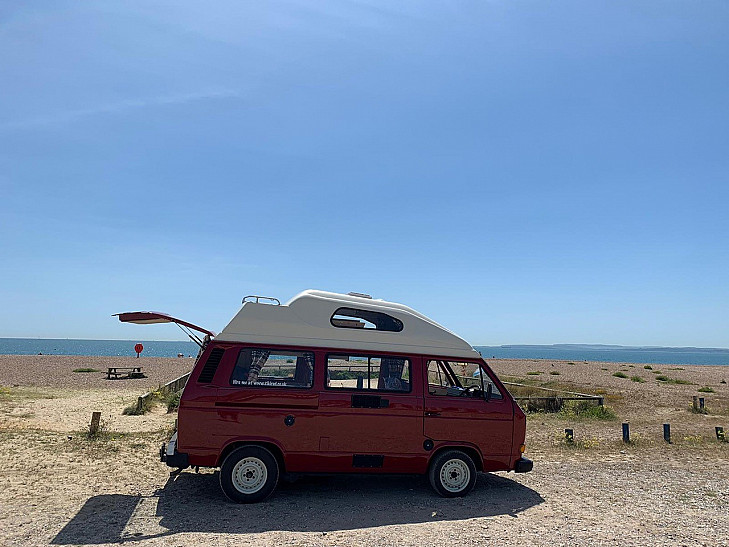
[1,337,728,352]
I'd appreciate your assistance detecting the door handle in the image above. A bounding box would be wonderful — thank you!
[424,411,441,417]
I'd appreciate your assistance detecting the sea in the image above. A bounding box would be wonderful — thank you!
[0,338,727,366]
[0,338,200,358]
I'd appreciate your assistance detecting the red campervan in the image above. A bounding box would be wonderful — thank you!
[116,290,532,503]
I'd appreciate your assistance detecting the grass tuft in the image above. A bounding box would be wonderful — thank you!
[697,386,714,393]
[560,434,602,449]
[630,376,645,383]
[681,435,706,445]
[612,372,628,378]
[85,417,109,440]
[122,398,153,415]
[122,388,183,416]
[549,371,561,375]
[524,398,564,413]
[656,375,693,385]
[644,365,653,370]
[560,400,617,420]
[165,391,181,413]
[526,371,543,375]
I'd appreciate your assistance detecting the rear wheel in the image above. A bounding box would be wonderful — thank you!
[219,445,279,503]
[428,450,477,497]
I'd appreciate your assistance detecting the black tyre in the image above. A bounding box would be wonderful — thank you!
[428,450,477,497]
[219,445,279,503]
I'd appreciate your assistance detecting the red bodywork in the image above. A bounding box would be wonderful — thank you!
[177,342,527,475]
[113,311,216,337]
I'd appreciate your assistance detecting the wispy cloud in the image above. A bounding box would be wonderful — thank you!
[0,88,240,130]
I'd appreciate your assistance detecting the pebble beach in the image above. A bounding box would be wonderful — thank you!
[0,355,727,546]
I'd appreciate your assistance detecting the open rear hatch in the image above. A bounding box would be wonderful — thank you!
[113,311,216,347]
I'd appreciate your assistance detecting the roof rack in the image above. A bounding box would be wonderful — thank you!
[347,292,373,299]
[242,295,281,305]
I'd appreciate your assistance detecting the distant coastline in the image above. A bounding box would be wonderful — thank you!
[476,344,729,366]
[492,343,729,353]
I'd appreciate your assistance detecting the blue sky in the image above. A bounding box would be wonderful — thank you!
[1,1,728,346]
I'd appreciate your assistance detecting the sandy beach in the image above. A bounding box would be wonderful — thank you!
[1,355,727,546]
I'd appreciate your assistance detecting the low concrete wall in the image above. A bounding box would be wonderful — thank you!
[162,372,191,396]
[135,371,191,413]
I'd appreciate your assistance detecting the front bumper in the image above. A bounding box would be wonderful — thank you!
[514,457,533,473]
[160,432,189,469]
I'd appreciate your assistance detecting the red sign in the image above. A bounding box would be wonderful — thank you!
[134,343,144,356]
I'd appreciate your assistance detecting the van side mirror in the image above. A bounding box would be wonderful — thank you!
[485,382,492,402]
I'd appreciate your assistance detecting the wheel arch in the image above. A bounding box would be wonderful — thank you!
[428,444,483,472]
[217,440,286,473]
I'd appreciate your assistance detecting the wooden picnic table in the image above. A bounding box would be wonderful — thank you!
[106,366,144,380]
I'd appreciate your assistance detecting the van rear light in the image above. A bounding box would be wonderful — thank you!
[197,348,225,383]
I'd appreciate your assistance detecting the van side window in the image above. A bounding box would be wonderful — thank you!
[427,360,461,396]
[230,349,314,388]
[326,354,411,392]
[427,360,503,399]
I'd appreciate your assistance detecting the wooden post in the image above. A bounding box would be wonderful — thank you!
[693,396,699,411]
[89,412,101,436]
[716,426,725,441]
[564,428,574,443]
[663,423,671,444]
[622,423,630,443]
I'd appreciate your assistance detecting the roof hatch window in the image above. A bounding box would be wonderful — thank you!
[331,307,403,332]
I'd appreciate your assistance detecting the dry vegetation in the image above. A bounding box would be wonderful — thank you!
[489,358,729,454]
[1,356,728,547]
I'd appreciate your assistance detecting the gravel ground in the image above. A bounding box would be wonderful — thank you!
[0,430,726,547]
[487,358,729,448]
[0,355,193,389]
[487,358,729,395]
[1,356,728,546]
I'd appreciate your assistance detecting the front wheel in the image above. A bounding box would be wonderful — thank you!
[428,450,477,497]
[219,445,279,503]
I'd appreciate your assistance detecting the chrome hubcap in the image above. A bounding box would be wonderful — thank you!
[232,457,267,494]
[440,459,470,492]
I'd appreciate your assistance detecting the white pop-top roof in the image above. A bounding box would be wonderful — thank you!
[215,290,481,360]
